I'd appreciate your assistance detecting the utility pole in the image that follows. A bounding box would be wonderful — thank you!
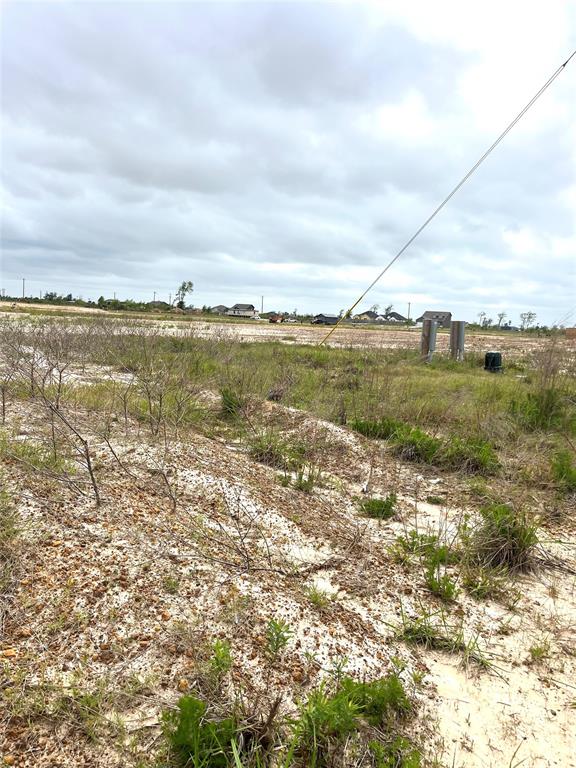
[169,293,172,306]
[22,278,25,299]
[407,302,411,321]
[261,296,264,313]
[153,291,156,303]
[113,291,116,300]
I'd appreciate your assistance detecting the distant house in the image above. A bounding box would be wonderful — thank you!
[210,305,229,314]
[415,311,452,328]
[386,311,408,323]
[353,310,379,323]
[312,313,339,325]
[227,303,256,318]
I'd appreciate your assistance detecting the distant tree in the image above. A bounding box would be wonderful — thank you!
[496,312,507,328]
[519,311,537,330]
[384,304,393,317]
[477,311,486,326]
[484,317,493,328]
[97,296,106,308]
[338,309,345,318]
[370,303,379,313]
[175,280,194,309]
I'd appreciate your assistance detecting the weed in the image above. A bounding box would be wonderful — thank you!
[220,386,245,420]
[426,496,444,505]
[293,462,322,493]
[359,493,397,520]
[392,426,441,464]
[528,640,550,664]
[163,575,180,594]
[294,674,413,766]
[351,417,402,440]
[265,618,293,659]
[396,608,489,668]
[468,503,538,572]
[248,430,289,469]
[210,639,233,681]
[0,431,72,474]
[162,695,236,767]
[425,564,458,602]
[369,737,422,768]
[306,585,332,610]
[394,531,457,566]
[440,436,499,474]
[550,449,576,493]
[460,565,510,601]
[0,485,19,596]
[510,387,568,431]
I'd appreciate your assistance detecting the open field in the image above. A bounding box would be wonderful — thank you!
[0,303,569,356]
[1,316,575,767]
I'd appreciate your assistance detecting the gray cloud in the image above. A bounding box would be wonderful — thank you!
[1,1,574,324]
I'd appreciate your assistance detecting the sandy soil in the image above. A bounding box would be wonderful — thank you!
[0,301,106,315]
[1,378,575,767]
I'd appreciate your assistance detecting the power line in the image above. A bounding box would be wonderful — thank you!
[320,49,576,345]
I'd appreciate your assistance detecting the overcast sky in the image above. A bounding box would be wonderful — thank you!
[1,1,575,324]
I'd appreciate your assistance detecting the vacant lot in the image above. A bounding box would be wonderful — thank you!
[1,317,575,767]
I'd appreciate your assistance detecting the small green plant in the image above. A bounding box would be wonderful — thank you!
[265,618,293,659]
[468,503,538,572]
[294,675,413,767]
[350,416,402,440]
[426,495,444,505]
[460,565,509,601]
[163,575,180,594]
[396,608,489,668]
[306,585,331,610]
[425,564,458,602]
[392,426,441,464]
[550,449,576,493]
[394,530,457,566]
[248,430,290,469]
[359,493,397,520]
[219,386,245,420]
[209,639,233,681]
[162,695,236,767]
[510,387,567,431]
[440,436,499,474]
[293,462,322,493]
[0,431,72,474]
[369,737,422,768]
[528,640,550,664]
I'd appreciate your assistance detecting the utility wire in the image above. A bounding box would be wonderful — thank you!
[319,50,576,345]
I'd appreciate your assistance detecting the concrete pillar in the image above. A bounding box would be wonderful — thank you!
[450,321,466,361]
[420,319,438,362]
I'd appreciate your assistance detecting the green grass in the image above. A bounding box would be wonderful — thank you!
[294,675,416,767]
[306,585,332,610]
[162,695,236,767]
[351,420,498,474]
[162,673,419,768]
[550,449,576,493]
[467,503,538,572]
[359,493,397,520]
[0,431,73,474]
[424,565,459,602]
[396,609,489,668]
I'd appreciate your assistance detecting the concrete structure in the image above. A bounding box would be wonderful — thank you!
[416,311,452,328]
